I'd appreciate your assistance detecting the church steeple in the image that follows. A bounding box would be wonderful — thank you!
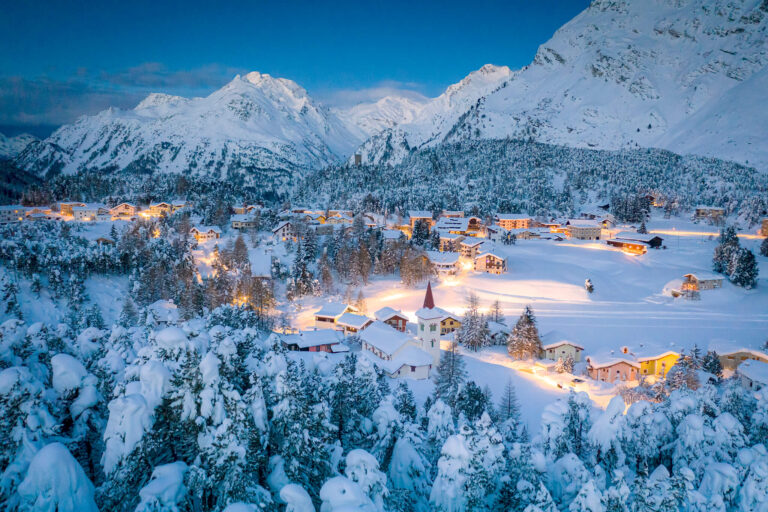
[423,281,435,309]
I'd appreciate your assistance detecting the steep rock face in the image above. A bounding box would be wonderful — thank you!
[16,72,368,181]
[357,0,768,170]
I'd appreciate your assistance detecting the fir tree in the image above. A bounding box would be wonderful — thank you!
[454,381,489,422]
[433,341,467,409]
[507,305,542,360]
[411,219,431,247]
[729,247,759,289]
[701,350,723,378]
[713,226,740,274]
[2,278,22,319]
[394,382,418,423]
[638,220,648,234]
[490,299,504,324]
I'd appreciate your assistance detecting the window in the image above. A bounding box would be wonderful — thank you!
[430,324,437,332]
[411,366,415,372]
[420,324,424,331]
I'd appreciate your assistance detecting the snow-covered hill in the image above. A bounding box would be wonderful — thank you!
[358,0,768,170]
[335,96,426,137]
[16,72,368,180]
[0,133,38,159]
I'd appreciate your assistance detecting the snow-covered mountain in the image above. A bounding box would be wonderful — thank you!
[0,133,38,159]
[358,0,768,170]
[335,96,426,137]
[16,72,368,179]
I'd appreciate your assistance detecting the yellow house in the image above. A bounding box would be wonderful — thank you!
[440,314,462,335]
[638,351,680,378]
[718,349,768,371]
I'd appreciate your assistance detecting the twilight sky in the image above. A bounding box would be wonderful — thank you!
[0,0,588,137]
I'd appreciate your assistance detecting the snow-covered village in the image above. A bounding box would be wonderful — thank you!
[2,1,768,511]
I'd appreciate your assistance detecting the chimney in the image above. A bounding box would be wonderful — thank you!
[423,282,435,309]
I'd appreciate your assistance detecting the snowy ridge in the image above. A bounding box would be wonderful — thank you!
[335,95,426,137]
[357,0,768,170]
[0,133,38,159]
[15,72,368,180]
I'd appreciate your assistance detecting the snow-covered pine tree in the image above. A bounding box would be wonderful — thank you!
[433,341,467,408]
[713,226,740,274]
[454,381,490,422]
[701,350,723,379]
[729,247,759,289]
[507,305,542,360]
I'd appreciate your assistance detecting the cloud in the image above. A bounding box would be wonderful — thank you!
[315,80,432,109]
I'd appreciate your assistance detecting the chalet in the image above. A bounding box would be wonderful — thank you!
[326,214,353,225]
[382,229,404,245]
[281,329,348,353]
[610,232,663,249]
[314,302,357,329]
[110,202,138,218]
[460,239,485,259]
[272,221,294,241]
[637,351,679,378]
[718,348,768,371]
[438,232,464,252]
[680,273,723,299]
[438,311,462,335]
[495,214,531,230]
[171,200,191,212]
[0,205,26,223]
[149,202,172,216]
[538,221,564,233]
[73,203,109,221]
[761,218,768,237]
[474,247,507,274]
[440,210,464,219]
[434,216,471,235]
[587,357,640,383]
[737,361,768,391]
[190,226,221,242]
[58,202,86,216]
[375,307,408,332]
[509,228,543,240]
[694,206,725,223]
[408,210,434,229]
[359,321,433,379]
[606,238,648,255]
[231,213,259,230]
[565,219,602,240]
[335,312,373,336]
[303,212,326,224]
[541,340,584,363]
[329,209,354,218]
[426,251,460,276]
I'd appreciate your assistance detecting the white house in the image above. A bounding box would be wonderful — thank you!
[565,219,602,240]
[426,251,460,276]
[231,213,259,230]
[273,221,294,241]
[737,360,768,391]
[541,340,584,362]
[280,329,348,353]
[335,312,373,336]
[73,203,109,221]
[314,302,357,329]
[0,205,26,223]
[190,226,221,242]
[359,321,433,379]
[110,202,138,218]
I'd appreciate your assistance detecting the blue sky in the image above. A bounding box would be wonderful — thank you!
[0,0,588,136]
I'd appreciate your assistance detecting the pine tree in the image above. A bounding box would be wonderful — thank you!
[490,300,504,324]
[394,382,417,423]
[433,341,467,409]
[31,273,42,297]
[2,278,22,319]
[730,247,759,289]
[638,220,648,234]
[457,294,490,351]
[233,233,249,268]
[701,350,723,378]
[454,381,489,422]
[411,219,430,247]
[713,226,740,274]
[507,305,542,360]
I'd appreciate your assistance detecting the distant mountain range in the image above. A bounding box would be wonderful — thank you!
[9,0,768,183]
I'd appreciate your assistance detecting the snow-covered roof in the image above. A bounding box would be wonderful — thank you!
[460,239,484,248]
[426,251,459,265]
[335,312,372,330]
[315,302,353,318]
[381,229,403,240]
[738,361,768,384]
[487,321,509,336]
[282,329,343,349]
[192,225,221,234]
[496,213,531,220]
[684,272,723,282]
[694,205,725,210]
[566,219,601,228]
[359,321,411,356]
[434,307,460,322]
[415,307,443,320]
[362,344,433,374]
[612,231,661,243]
[408,210,432,219]
[72,202,106,211]
[231,213,257,222]
[272,220,292,232]
[542,340,585,351]
[438,232,464,240]
[435,217,470,231]
[374,307,407,322]
[716,347,768,360]
[636,351,680,362]
[587,357,640,369]
[475,244,506,260]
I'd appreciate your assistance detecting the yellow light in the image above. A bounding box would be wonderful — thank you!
[649,229,764,240]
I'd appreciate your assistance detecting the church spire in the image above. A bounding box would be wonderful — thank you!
[423,281,435,309]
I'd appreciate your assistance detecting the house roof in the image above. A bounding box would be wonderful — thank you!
[684,272,723,282]
[738,361,768,384]
[408,210,432,219]
[435,217,470,232]
[426,251,459,265]
[359,321,411,355]
[636,351,680,363]
[460,239,484,248]
[315,302,353,318]
[192,225,221,234]
[272,220,292,233]
[282,329,343,349]
[374,307,407,322]
[231,213,257,222]
[587,357,640,369]
[382,229,403,240]
[566,219,601,228]
[496,213,531,220]
[415,307,443,320]
[361,345,433,374]
[542,340,585,351]
[336,312,372,330]
[612,231,661,243]
[695,205,725,211]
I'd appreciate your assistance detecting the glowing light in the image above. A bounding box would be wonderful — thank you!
[461,261,473,270]
[649,229,764,240]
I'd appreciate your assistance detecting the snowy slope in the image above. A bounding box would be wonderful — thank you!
[335,96,426,137]
[0,133,38,159]
[358,0,768,170]
[16,72,367,179]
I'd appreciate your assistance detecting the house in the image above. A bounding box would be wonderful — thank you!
[426,251,460,276]
[606,238,648,255]
[110,202,138,218]
[0,205,26,223]
[72,203,109,221]
[335,312,373,336]
[737,361,768,391]
[58,202,87,216]
[488,321,510,345]
[460,239,485,259]
[171,200,191,212]
[509,228,543,240]
[190,226,221,242]
[231,213,259,230]
[382,229,404,245]
[484,225,507,243]
[565,219,602,240]
[149,202,172,216]
[438,311,462,335]
[375,307,409,332]
[438,232,464,252]
[414,282,445,365]
[718,348,768,371]
[694,206,725,223]
[586,357,640,383]
[761,218,768,237]
[610,232,664,249]
[434,216,471,235]
[272,221,294,241]
[637,351,679,378]
[408,210,433,229]
[440,210,464,219]
[474,247,507,274]
[680,273,723,299]
[495,214,531,230]
[314,302,357,329]
[541,341,584,363]
[249,250,273,280]
[359,322,433,379]
[281,329,348,353]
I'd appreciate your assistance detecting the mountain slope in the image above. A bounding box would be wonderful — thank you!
[358,0,768,170]
[335,95,426,137]
[0,133,38,159]
[16,72,367,182]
